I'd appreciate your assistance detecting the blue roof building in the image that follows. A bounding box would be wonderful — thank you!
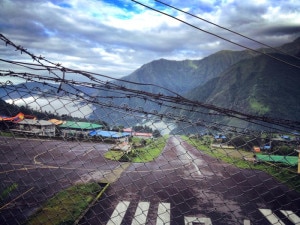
[89,130,131,139]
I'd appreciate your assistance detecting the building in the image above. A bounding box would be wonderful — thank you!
[12,119,56,136]
[123,128,153,139]
[58,121,103,138]
[89,130,131,142]
[131,132,153,139]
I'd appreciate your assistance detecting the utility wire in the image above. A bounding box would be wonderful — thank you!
[154,0,300,62]
[1,34,300,131]
[131,0,300,70]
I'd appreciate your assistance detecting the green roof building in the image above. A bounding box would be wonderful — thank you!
[59,121,103,130]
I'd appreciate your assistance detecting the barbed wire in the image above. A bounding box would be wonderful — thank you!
[1,33,300,134]
[1,69,300,135]
[1,32,300,225]
[3,14,297,135]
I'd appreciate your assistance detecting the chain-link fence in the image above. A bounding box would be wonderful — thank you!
[1,34,300,225]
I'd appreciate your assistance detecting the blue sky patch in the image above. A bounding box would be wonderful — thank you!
[102,0,137,12]
[57,2,72,8]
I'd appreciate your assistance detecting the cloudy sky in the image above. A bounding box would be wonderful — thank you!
[0,0,300,80]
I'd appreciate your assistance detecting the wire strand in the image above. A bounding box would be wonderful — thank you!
[154,0,300,62]
[131,0,300,70]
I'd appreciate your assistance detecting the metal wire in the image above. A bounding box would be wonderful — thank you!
[0,34,300,225]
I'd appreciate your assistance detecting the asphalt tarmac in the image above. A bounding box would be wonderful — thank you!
[0,136,119,225]
[78,136,300,225]
[1,136,300,225]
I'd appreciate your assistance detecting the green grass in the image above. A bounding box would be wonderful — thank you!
[27,183,102,225]
[185,136,300,192]
[105,137,166,163]
[104,150,125,161]
[249,98,270,114]
[0,183,18,201]
[0,131,13,137]
[130,138,165,162]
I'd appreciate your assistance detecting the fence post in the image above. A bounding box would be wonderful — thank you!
[296,149,300,174]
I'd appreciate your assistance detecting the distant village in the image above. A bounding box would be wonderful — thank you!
[0,112,155,142]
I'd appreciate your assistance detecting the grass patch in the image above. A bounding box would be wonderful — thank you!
[104,137,166,163]
[249,98,269,114]
[104,150,125,161]
[0,131,13,137]
[185,136,300,192]
[0,183,18,201]
[27,182,102,225]
[130,138,166,163]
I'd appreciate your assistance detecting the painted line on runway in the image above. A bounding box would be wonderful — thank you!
[156,202,171,225]
[184,216,212,225]
[0,162,97,173]
[244,219,251,225]
[280,210,300,224]
[0,167,37,174]
[107,200,130,225]
[125,161,199,174]
[106,201,300,225]
[172,137,202,176]
[82,148,94,156]
[132,201,150,225]
[33,146,59,165]
[259,209,285,225]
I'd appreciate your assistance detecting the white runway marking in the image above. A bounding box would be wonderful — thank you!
[106,201,300,225]
[280,210,300,224]
[259,209,285,225]
[132,201,150,225]
[184,216,213,225]
[156,202,171,225]
[107,200,130,225]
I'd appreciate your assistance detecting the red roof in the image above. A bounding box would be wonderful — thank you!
[132,132,152,137]
[123,128,133,132]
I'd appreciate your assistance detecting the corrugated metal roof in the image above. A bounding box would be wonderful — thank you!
[17,119,53,126]
[59,121,103,130]
[256,154,298,166]
[89,130,131,138]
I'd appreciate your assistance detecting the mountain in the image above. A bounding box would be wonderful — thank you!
[90,48,257,125]
[266,36,300,56]
[0,82,99,119]
[183,51,300,126]
[120,50,256,95]
[1,37,300,132]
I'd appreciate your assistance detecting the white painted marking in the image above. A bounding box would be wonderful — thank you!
[280,210,300,224]
[244,219,251,225]
[132,201,150,225]
[184,216,212,225]
[259,209,285,225]
[173,137,202,176]
[156,202,171,225]
[107,201,130,225]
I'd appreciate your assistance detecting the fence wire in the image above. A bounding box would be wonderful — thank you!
[0,34,300,225]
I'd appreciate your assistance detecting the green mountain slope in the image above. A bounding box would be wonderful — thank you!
[184,52,300,122]
[90,48,255,125]
[120,50,255,95]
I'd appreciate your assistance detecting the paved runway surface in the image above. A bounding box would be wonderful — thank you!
[78,136,300,225]
[0,136,300,225]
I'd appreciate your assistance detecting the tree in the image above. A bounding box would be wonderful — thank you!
[153,129,161,138]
